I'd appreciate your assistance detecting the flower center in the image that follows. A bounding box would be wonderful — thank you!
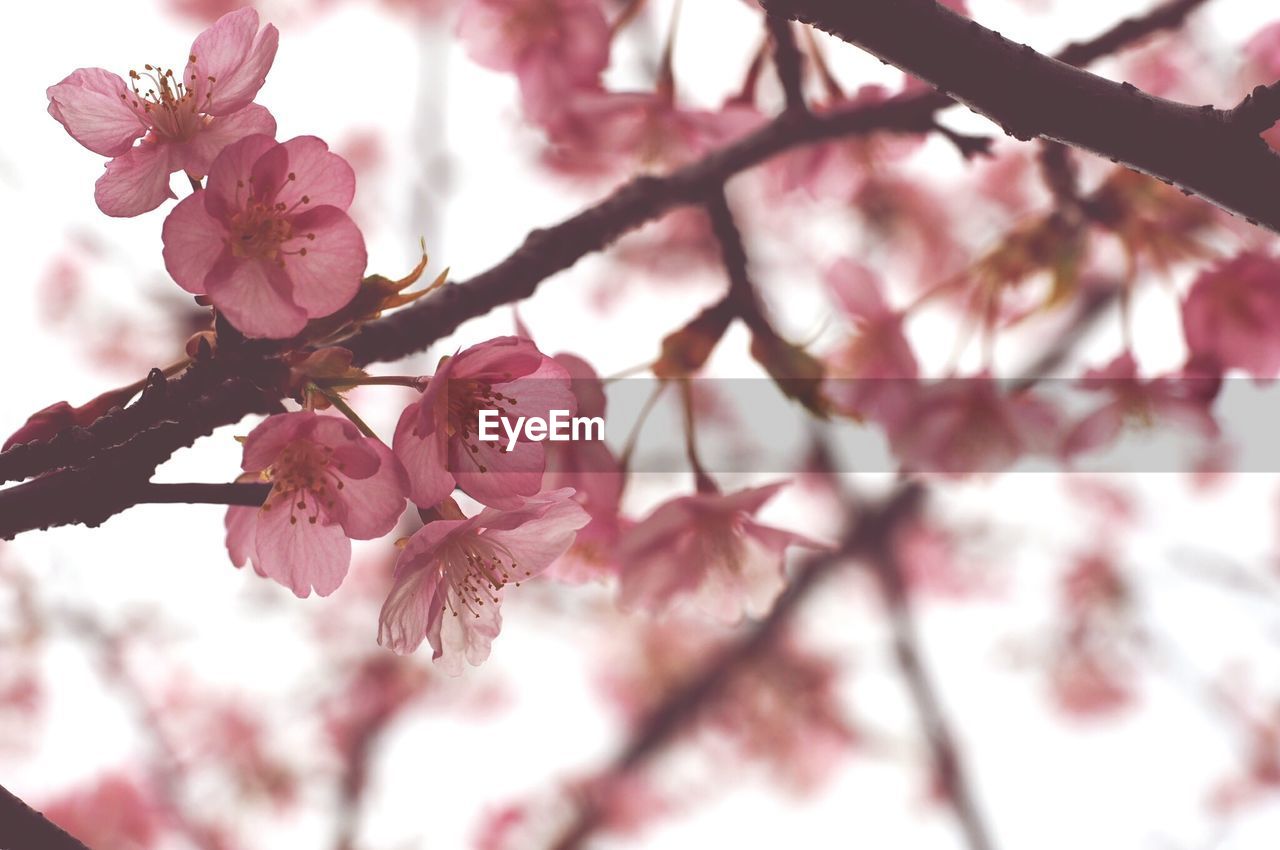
[227,176,315,264]
[440,535,534,618]
[259,440,346,526]
[443,376,518,470]
[120,57,214,140]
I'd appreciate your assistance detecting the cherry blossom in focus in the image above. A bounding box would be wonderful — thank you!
[162,134,367,338]
[377,489,589,673]
[393,336,575,510]
[226,411,408,598]
[47,8,278,217]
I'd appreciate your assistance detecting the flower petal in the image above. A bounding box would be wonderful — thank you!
[186,8,279,115]
[177,104,277,178]
[252,495,351,597]
[47,68,147,157]
[205,133,277,220]
[162,191,227,295]
[204,254,308,339]
[451,437,546,509]
[335,440,408,540]
[277,136,356,210]
[280,206,366,317]
[94,142,176,217]
[393,403,457,509]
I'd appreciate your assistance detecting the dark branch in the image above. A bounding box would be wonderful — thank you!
[140,482,270,506]
[766,14,807,112]
[548,483,926,850]
[0,783,94,850]
[0,0,1212,538]
[871,524,996,850]
[758,0,1280,232]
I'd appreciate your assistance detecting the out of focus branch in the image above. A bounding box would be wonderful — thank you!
[759,0,1280,232]
[547,482,926,850]
[0,784,94,850]
[766,14,807,112]
[0,0,1210,539]
[871,523,996,850]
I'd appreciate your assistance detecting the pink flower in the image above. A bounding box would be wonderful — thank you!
[820,260,919,424]
[1061,353,1220,458]
[617,483,823,622]
[47,8,278,217]
[377,489,589,672]
[226,411,408,598]
[393,336,575,510]
[543,90,763,175]
[1181,252,1280,379]
[884,374,1061,476]
[456,0,610,126]
[162,134,367,339]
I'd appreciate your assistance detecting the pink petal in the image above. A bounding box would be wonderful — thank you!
[205,133,277,220]
[240,412,315,472]
[248,141,291,204]
[493,356,577,421]
[393,403,457,509]
[276,136,356,210]
[451,437,546,508]
[280,206,366,317]
[454,336,546,381]
[252,496,351,597]
[378,565,441,655]
[186,8,279,115]
[825,259,891,323]
[94,142,176,217]
[204,254,308,338]
[225,505,258,567]
[47,68,147,157]
[177,104,276,178]
[335,440,408,540]
[434,584,503,674]
[481,492,589,575]
[162,191,227,295]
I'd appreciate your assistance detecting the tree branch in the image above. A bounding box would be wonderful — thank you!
[0,0,1212,539]
[758,0,1280,232]
[766,13,807,112]
[871,522,995,850]
[0,783,94,850]
[547,482,926,850]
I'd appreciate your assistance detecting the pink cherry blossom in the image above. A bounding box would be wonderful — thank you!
[376,489,589,672]
[617,483,823,622]
[226,411,408,598]
[1181,252,1280,379]
[820,259,919,424]
[47,8,278,217]
[883,374,1061,476]
[542,89,763,176]
[161,134,367,339]
[457,0,611,127]
[1061,353,1220,459]
[393,336,575,510]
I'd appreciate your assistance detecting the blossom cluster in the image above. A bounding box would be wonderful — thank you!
[38,7,827,676]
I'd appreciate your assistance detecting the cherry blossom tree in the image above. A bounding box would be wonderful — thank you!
[5,0,1280,848]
